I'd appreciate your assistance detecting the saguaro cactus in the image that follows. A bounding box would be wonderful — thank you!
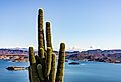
[28,8,65,82]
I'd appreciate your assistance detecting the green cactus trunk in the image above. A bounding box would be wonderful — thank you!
[49,53,56,82]
[28,9,65,82]
[38,9,45,56]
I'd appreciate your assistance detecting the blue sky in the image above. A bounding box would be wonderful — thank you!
[0,0,121,50]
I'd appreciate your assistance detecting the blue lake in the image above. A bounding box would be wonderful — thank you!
[65,61,121,82]
[0,60,121,82]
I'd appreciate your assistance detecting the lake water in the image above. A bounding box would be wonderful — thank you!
[0,60,29,82]
[0,60,121,82]
[65,61,121,82]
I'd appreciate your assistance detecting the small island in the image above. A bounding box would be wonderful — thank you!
[69,62,80,65]
[6,66,26,71]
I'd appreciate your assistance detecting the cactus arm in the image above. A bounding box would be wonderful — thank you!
[29,47,40,82]
[56,43,65,82]
[46,22,52,49]
[50,53,56,82]
[45,47,52,77]
[39,48,45,59]
[29,47,36,65]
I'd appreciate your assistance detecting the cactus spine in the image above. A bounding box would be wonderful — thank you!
[28,8,65,82]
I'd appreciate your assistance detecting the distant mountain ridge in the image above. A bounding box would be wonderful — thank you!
[0,48,28,55]
[66,49,121,63]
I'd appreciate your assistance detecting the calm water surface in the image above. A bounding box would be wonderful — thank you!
[65,61,121,82]
[0,60,121,82]
[0,60,29,82]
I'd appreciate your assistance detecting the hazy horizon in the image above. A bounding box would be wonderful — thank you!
[0,0,121,50]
